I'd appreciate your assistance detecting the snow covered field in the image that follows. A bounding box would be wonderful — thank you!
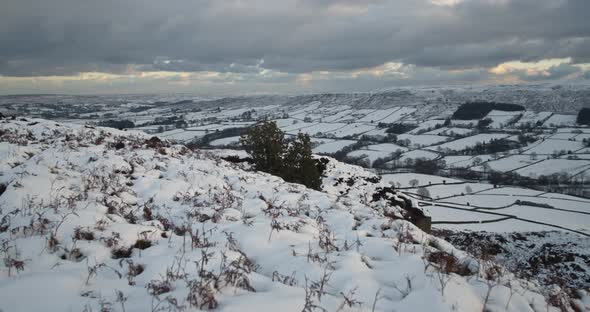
[428,134,510,151]
[543,114,578,127]
[397,134,451,147]
[397,150,439,162]
[209,136,241,146]
[284,122,348,136]
[156,129,207,142]
[326,123,376,137]
[381,173,462,187]
[381,171,590,236]
[313,139,357,154]
[479,155,537,172]
[425,127,474,136]
[514,111,553,127]
[410,119,446,134]
[485,110,523,129]
[348,143,408,165]
[515,159,590,177]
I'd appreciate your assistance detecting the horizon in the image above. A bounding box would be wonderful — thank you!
[1,81,590,98]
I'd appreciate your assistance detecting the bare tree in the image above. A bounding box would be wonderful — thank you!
[472,157,483,167]
[417,187,430,199]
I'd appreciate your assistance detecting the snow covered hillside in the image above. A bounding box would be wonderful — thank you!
[0,118,586,311]
[434,230,590,292]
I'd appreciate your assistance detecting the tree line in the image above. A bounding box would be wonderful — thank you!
[452,102,524,120]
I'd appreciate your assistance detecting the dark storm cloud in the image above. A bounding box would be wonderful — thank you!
[0,0,589,77]
[545,63,582,79]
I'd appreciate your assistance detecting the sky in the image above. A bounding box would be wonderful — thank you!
[0,0,589,95]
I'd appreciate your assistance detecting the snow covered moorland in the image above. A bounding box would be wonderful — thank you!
[0,118,587,311]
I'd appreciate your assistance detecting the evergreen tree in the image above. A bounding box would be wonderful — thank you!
[577,107,590,126]
[240,121,286,176]
[284,133,322,190]
[240,122,322,190]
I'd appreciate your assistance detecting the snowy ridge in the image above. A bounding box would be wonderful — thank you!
[434,230,590,291]
[0,118,585,311]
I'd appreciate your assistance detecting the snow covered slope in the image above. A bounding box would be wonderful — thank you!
[435,230,590,292]
[0,118,585,312]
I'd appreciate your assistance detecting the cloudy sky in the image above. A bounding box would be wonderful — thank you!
[1,0,589,95]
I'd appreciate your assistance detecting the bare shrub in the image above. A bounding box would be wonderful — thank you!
[74,227,96,241]
[272,271,298,287]
[1,240,25,276]
[111,247,133,259]
[427,251,472,276]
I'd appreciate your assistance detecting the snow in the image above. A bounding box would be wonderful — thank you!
[2,119,566,312]
[500,204,590,232]
[442,156,480,168]
[478,187,545,196]
[286,122,347,136]
[438,230,590,291]
[280,121,318,132]
[515,159,590,177]
[321,109,354,123]
[375,107,417,123]
[425,127,474,136]
[484,110,523,129]
[543,114,578,127]
[186,123,252,131]
[480,155,537,172]
[0,142,37,172]
[428,134,510,151]
[550,132,578,140]
[438,218,563,233]
[450,120,477,127]
[397,134,451,147]
[209,136,241,146]
[365,143,409,153]
[557,128,590,134]
[321,123,376,138]
[418,187,590,234]
[357,107,401,122]
[397,150,439,162]
[431,201,590,233]
[427,205,505,223]
[313,139,357,154]
[415,183,492,200]
[514,111,553,127]
[156,129,209,142]
[523,139,584,155]
[347,143,409,165]
[0,116,585,311]
[575,133,590,141]
[274,118,300,128]
[409,119,445,134]
[381,173,461,187]
[361,128,389,138]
